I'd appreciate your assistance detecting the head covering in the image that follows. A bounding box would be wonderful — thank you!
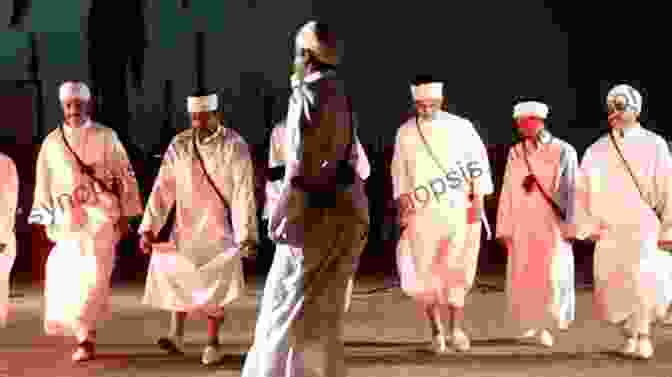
[607,84,642,113]
[187,90,218,113]
[59,81,91,102]
[410,75,443,101]
[513,101,549,119]
[295,20,340,66]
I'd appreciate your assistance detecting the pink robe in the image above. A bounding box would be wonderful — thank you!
[0,153,18,327]
[32,121,143,339]
[496,139,577,331]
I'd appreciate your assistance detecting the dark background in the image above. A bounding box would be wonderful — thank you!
[0,1,663,285]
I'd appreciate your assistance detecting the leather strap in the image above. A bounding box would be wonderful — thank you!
[191,130,231,212]
[608,130,658,219]
[520,143,566,221]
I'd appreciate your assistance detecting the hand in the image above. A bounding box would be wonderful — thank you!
[658,240,672,251]
[589,221,609,242]
[139,231,156,255]
[239,240,258,259]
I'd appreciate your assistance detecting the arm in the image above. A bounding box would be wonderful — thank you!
[30,140,53,225]
[0,157,18,253]
[230,140,260,256]
[108,131,144,222]
[654,139,672,246]
[138,143,177,241]
[390,128,414,227]
[556,144,579,235]
[495,148,515,246]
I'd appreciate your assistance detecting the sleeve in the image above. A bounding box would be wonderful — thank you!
[556,143,579,225]
[352,132,371,181]
[654,138,672,242]
[138,143,177,237]
[495,148,515,240]
[573,147,599,240]
[230,140,259,246]
[31,140,53,215]
[0,158,18,244]
[391,128,409,200]
[109,131,143,218]
[264,127,285,219]
[469,124,494,197]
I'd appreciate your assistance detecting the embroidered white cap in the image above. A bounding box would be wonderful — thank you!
[513,101,549,119]
[59,81,91,102]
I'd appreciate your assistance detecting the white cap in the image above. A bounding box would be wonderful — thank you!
[295,20,340,66]
[59,81,91,102]
[410,82,443,101]
[607,84,642,113]
[187,93,218,113]
[513,101,549,119]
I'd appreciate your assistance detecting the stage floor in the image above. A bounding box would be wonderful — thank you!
[1,276,671,377]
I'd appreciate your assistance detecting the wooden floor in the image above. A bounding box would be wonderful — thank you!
[1,276,671,377]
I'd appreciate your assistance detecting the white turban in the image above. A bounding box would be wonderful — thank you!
[295,20,340,66]
[411,82,443,101]
[59,81,91,102]
[607,84,642,113]
[187,93,218,113]
[513,101,549,119]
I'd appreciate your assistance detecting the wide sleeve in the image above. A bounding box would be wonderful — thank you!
[31,140,53,215]
[495,148,515,240]
[654,139,672,242]
[229,139,259,247]
[264,126,285,220]
[469,124,494,197]
[108,131,143,218]
[391,128,410,200]
[0,157,18,246]
[573,147,599,240]
[138,143,177,237]
[556,143,579,226]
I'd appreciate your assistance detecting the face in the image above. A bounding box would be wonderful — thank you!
[190,111,211,129]
[515,116,545,139]
[61,98,88,127]
[606,95,638,128]
[415,98,442,120]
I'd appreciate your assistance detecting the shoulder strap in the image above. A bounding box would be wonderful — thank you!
[192,131,230,209]
[608,131,658,217]
[520,143,565,221]
[415,118,471,187]
[60,125,120,200]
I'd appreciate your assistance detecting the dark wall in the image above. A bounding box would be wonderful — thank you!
[0,1,660,281]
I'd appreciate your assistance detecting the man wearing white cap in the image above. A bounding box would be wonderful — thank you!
[138,89,258,365]
[260,20,369,377]
[577,83,672,359]
[30,81,143,362]
[391,75,494,354]
[496,100,578,348]
[0,152,18,329]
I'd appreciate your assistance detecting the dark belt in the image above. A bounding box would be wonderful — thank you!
[291,162,355,208]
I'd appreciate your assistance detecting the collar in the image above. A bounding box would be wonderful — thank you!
[195,123,223,145]
[612,123,643,139]
[63,118,92,133]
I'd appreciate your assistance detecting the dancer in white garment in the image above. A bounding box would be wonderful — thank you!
[577,84,672,359]
[496,100,578,348]
[139,90,258,365]
[31,81,143,362]
[391,75,494,354]
[0,152,18,328]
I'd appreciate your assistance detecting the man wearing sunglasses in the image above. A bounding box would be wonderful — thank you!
[577,84,672,359]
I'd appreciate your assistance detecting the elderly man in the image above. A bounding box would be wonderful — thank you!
[138,90,258,365]
[496,100,578,348]
[261,20,369,377]
[30,81,143,362]
[0,152,18,328]
[391,75,494,354]
[577,84,672,359]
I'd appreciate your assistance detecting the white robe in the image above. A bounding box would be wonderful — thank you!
[578,126,672,333]
[139,125,258,317]
[0,153,18,328]
[32,120,143,338]
[391,111,493,308]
